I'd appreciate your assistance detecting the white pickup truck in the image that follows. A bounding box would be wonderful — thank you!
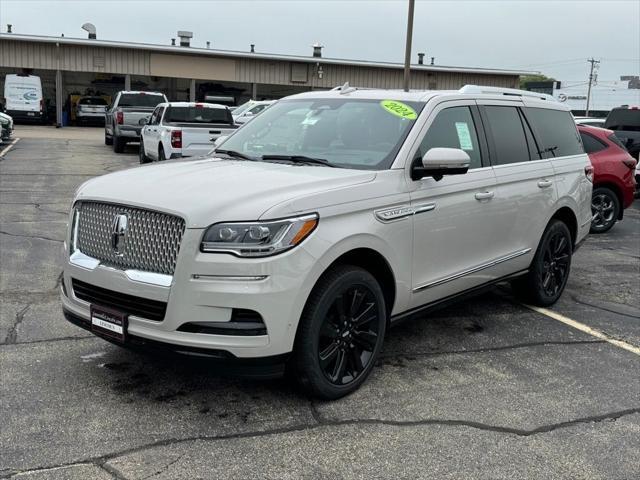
[139,102,237,163]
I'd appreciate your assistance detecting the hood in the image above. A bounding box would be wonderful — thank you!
[76,157,376,228]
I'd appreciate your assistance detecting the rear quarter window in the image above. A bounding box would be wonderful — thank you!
[526,108,584,158]
[579,132,607,154]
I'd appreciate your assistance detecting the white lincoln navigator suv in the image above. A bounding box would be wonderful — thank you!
[62,85,592,399]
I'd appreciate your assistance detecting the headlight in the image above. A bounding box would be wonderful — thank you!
[201,213,318,257]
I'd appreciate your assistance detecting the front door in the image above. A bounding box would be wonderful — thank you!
[408,101,502,309]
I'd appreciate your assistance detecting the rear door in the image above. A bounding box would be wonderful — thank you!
[142,106,163,159]
[408,100,502,308]
[477,101,557,273]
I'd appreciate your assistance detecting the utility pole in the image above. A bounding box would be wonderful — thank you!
[403,0,416,92]
[585,58,600,116]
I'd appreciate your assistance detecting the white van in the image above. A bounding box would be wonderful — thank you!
[3,74,45,122]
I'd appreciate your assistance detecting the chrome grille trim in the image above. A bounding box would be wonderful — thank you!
[75,201,186,276]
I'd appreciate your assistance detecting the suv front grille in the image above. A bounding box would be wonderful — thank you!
[72,279,167,321]
[75,201,185,275]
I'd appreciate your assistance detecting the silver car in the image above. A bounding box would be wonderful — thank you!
[76,96,108,125]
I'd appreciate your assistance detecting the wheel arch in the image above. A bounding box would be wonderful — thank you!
[550,206,578,247]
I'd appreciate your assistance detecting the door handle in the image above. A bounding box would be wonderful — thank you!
[537,179,553,188]
[475,191,494,201]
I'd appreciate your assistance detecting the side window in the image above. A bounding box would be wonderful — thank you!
[249,105,267,115]
[153,107,164,125]
[483,106,530,166]
[418,106,482,169]
[149,107,160,125]
[525,108,584,158]
[580,132,607,154]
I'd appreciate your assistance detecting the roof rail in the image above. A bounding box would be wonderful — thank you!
[459,85,556,102]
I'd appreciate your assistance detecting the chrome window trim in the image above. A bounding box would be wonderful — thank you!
[412,248,532,292]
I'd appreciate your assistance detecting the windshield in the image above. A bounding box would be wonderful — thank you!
[165,106,232,124]
[231,101,255,117]
[119,93,165,108]
[217,98,424,170]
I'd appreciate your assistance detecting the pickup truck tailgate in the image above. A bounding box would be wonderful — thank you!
[180,124,237,157]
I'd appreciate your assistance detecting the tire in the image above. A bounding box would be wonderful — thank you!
[293,265,387,400]
[590,186,619,234]
[158,145,166,161]
[511,219,572,307]
[113,134,125,153]
[104,131,113,145]
[139,141,151,164]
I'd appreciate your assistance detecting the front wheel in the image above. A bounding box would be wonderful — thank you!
[293,265,387,400]
[590,187,619,234]
[511,219,572,306]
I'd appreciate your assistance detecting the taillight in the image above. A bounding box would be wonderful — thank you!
[584,165,594,182]
[171,130,182,148]
[116,111,123,124]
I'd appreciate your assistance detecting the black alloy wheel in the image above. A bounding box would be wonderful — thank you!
[511,219,573,307]
[539,230,571,298]
[293,265,387,399]
[590,187,619,233]
[318,285,381,386]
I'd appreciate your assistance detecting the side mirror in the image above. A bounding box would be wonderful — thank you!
[411,147,470,181]
[138,117,148,126]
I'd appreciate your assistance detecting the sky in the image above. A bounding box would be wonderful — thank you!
[1,0,638,83]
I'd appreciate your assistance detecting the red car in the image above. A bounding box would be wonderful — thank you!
[578,125,637,233]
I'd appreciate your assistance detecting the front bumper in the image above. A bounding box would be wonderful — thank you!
[61,228,319,359]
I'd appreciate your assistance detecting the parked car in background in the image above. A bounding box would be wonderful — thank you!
[574,117,606,127]
[105,91,168,153]
[62,85,592,399]
[76,96,108,125]
[3,74,46,123]
[232,100,276,125]
[0,111,13,142]
[578,125,637,233]
[604,106,640,160]
[139,102,237,163]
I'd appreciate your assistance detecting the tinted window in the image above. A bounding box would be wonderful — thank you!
[519,110,541,160]
[119,93,165,108]
[580,132,607,154]
[483,106,530,165]
[605,108,640,131]
[526,108,583,157]
[418,106,482,169]
[165,106,232,124]
[151,107,164,125]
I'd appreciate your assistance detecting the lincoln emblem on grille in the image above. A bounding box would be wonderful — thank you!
[111,213,128,255]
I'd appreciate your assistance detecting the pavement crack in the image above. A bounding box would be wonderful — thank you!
[4,304,30,345]
[0,230,63,243]
[569,294,640,319]
[5,408,638,477]
[379,340,605,360]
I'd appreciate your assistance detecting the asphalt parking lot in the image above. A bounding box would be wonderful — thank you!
[1,126,639,479]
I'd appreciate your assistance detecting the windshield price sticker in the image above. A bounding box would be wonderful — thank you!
[380,100,417,120]
[455,122,474,150]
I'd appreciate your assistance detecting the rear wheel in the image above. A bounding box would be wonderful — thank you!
[293,265,387,400]
[590,187,619,234]
[511,219,572,306]
[158,144,166,161]
[113,134,125,153]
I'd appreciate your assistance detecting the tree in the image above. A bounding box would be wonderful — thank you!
[519,74,556,89]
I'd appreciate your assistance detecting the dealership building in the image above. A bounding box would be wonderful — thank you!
[0,30,532,125]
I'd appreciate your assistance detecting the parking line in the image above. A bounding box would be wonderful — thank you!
[0,137,20,157]
[524,304,640,356]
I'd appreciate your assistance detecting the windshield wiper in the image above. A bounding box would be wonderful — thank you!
[261,155,337,167]
[214,149,257,161]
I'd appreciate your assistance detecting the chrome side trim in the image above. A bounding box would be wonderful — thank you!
[412,248,532,292]
[375,203,437,223]
[69,250,100,270]
[191,274,268,282]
